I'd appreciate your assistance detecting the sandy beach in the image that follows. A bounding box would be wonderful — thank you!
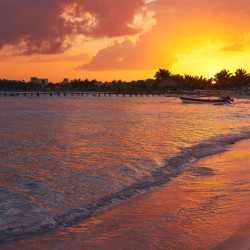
[75,139,249,250]
[73,139,250,250]
[3,139,249,249]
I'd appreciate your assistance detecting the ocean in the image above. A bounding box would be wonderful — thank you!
[0,95,249,249]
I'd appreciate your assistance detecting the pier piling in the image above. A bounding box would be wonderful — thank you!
[0,92,165,98]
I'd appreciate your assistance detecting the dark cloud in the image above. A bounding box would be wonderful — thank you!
[0,0,144,55]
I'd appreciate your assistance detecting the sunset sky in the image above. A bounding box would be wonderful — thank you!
[0,0,250,83]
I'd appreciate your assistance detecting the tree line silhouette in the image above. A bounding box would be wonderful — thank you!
[0,68,249,93]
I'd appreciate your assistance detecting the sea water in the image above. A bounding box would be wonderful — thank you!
[0,95,249,247]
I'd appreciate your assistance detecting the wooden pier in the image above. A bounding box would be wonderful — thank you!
[0,92,164,98]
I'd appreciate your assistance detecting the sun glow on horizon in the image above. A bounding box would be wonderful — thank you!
[171,35,250,78]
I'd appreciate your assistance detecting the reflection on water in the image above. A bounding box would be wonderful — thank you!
[0,96,249,247]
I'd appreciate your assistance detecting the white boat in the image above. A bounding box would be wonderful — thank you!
[180,96,233,104]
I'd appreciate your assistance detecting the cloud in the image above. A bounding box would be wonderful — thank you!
[1,0,250,74]
[221,43,244,52]
[81,39,135,70]
[0,51,91,64]
[0,0,145,55]
[81,36,177,71]
[82,0,250,71]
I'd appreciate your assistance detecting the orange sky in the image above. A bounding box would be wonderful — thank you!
[0,0,249,83]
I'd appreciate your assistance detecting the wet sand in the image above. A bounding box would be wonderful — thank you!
[216,223,250,250]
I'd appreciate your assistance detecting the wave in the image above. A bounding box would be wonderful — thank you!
[1,129,250,244]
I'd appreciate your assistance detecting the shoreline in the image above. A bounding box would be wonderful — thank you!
[2,138,250,249]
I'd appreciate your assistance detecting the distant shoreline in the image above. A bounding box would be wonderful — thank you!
[0,90,249,100]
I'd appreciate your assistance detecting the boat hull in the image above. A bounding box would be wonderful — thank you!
[180,96,227,104]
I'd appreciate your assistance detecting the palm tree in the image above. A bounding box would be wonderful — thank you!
[214,69,232,89]
[233,68,249,90]
[154,69,172,82]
